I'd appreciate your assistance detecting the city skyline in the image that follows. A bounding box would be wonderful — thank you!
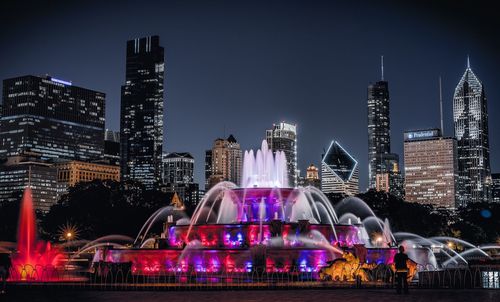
[1,0,500,191]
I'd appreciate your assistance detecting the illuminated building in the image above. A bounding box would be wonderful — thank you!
[367,58,391,189]
[206,135,242,189]
[375,154,404,199]
[266,122,298,187]
[404,129,458,209]
[104,129,120,165]
[120,35,164,189]
[303,164,321,189]
[205,149,213,189]
[0,152,57,212]
[492,173,500,203]
[321,140,359,196]
[162,152,194,184]
[55,160,120,189]
[453,57,492,205]
[0,75,105,161]
[161,152,200,208]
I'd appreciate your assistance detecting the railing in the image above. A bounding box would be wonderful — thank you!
[7,263,499,290]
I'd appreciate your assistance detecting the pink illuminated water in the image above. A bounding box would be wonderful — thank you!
[10,187,63,281]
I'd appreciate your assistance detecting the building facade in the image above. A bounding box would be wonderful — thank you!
[375,153,405,198]
[404,129,458,209]
[120,35,165,189]
[266,122,297,187]
[55,160,120,189]
[0,152,57,212]
[453,58,492,205]
[303,164,321,189]
[205,135,242,190]
[367,80,391,189]
[492,173,500,203]
[104,129,120,165]
[0,75,105,161]
[321,140,359,196]
[162,152,194,184]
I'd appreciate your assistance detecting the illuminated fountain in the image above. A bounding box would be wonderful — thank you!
[94,141,399,278]
[10,188,64,281]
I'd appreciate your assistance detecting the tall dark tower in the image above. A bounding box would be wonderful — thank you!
[453,57,491,205]
[120,36,164,189]
[367,57,391,189]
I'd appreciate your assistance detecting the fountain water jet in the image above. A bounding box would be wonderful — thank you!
[10,187,64,281]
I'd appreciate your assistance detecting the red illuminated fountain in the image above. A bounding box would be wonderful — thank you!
[10,187,64,281]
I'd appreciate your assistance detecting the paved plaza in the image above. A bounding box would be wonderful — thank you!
[2,288,499,302]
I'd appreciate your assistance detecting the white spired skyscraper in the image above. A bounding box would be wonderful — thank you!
[453,57,492,205]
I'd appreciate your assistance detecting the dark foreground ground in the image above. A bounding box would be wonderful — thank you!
[2,288,499,302]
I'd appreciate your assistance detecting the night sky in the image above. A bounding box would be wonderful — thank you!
[1,0,499,190]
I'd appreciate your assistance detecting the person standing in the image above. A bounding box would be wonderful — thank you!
[0,252,12,294]
[394,245,409,294]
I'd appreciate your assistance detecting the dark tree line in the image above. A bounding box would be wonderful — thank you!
[336,190,499,245]
[0,181,498,245]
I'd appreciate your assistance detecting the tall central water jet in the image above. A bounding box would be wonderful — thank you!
[241,140,288,188]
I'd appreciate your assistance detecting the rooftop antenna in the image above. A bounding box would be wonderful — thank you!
[381,55,384,81]
[467,55,470,69]
[439,76,444,135]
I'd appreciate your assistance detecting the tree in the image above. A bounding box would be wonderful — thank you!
[355,190,450,237]
[451,202,500,245]
[40,180,173,241]
[0,193,21,242]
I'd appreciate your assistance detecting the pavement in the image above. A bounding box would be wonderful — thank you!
[1,288,499,302]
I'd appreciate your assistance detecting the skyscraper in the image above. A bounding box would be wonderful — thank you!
[266,122,297,187]
[205,149,213,189]
[453,58,491,205]
[0,75,105,161]
[205,135,242,189]
[492,173,500,203]
[160,152,200,209]
[367,59,392,189]
[404,129,458,209]
[104,129,120,165]
[375,157,405,199]
[0,151,57,212]
[162,152,194,184]
[321,140,359,196]
[120,36,164,189]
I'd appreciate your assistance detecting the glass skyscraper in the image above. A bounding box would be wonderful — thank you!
[321,140,359,196]
[120,35,165,189]
[266,122,298,187]
[453,58,491,205]
[0,75,105,161]
[367,80,391,189]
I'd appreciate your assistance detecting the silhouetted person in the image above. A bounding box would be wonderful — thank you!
[0,252,12,294]
[394,245,409,294]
